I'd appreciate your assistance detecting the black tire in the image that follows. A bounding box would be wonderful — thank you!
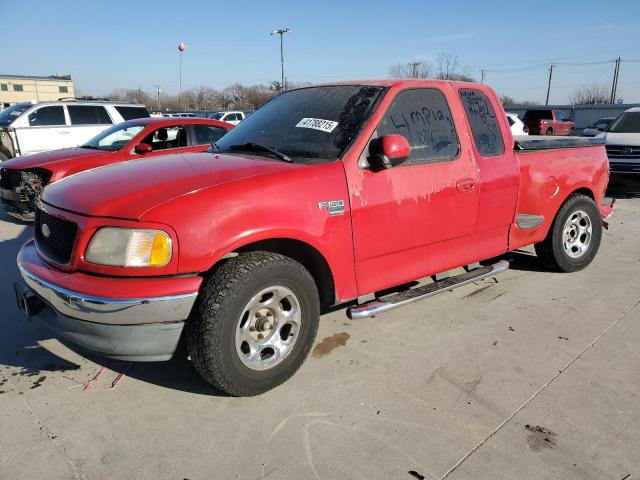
[186,251,320,396]
[0,148,11,162]
[569,128,575,136]
[546,129,554,136]
[534,194,602,272]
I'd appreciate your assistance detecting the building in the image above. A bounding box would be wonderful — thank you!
[0,74,75,110]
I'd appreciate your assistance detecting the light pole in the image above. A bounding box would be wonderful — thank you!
[178,42,185,111]
[270,28,292,91]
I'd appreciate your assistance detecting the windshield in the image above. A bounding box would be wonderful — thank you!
[523,110,552,120]
[209,112,224,120]
[0,103,31,126]
[215,85,384,163]
[82,121,146,151]
[607,112,640,133]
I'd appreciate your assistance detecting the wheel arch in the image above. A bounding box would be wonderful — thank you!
[212,238,337,307]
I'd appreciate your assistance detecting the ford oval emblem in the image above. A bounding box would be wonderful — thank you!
[41,223,51,238]
[622,147,633,156]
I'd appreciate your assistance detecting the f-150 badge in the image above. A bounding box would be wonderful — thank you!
[318,200,345,216]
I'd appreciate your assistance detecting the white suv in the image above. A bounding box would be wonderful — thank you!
[0,101,150,160]
[208,110,249,125]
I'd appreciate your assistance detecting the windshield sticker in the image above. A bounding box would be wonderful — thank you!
[296,118,339,133]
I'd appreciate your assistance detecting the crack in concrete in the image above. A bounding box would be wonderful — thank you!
[440,297,640,479]
[0,367,87,480]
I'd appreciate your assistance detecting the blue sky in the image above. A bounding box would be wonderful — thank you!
[1,0,639,103]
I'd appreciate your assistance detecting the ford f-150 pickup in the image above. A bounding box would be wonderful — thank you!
[14,80,613,396]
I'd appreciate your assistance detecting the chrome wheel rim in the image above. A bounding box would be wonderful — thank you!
[235,285,302,371]
[562,209,592,259]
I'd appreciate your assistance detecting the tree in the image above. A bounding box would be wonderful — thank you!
[433,53,475,82]
[498,94,535,107]
[389,60,432,79]
[569,85,609,105]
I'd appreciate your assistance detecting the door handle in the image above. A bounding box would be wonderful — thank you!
[456,178,477,192]
[58,131,70,135]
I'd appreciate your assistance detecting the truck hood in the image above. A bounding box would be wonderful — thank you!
[3,147,108,171]
[41,152,295,219]
[598,132,640,146]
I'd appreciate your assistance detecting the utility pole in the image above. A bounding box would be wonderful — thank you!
[480,69,486,84]
[271,28,292,92]
[545,63,555,106]
[610,57,621,104]
[409,61,421,78]
[155,85,161,111]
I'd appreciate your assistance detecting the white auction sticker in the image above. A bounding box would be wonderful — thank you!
[295,118,339,133]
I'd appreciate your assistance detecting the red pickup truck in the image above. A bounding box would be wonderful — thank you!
[14,80,613,396]
[523,109,575,136]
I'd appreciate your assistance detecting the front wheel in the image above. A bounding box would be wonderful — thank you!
[534,194,602,272]
[186,251,320,396]
[546,129,554,136]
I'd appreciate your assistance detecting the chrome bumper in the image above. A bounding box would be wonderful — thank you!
[18,262,197,325]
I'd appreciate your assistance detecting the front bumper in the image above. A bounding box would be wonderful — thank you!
[16,240,200,361]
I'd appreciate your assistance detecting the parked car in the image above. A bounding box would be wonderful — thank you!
[506,113,529,135]
[523,109,574,136]
[581,117,616,137]
[208,110,249,125]
[0,101,150,160]
[596,107,640,190]
[14,80,612,396]
[0,117,233,217]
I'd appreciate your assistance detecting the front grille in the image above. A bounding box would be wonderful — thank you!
[606,145,640,159]
[34,208,78,264]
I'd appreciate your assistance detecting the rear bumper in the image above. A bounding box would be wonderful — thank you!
[16,240,200,361]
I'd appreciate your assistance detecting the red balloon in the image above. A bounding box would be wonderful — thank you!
[178,42,185,52]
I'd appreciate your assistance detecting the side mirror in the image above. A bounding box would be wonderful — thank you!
[134,143,152,154]
[368,134,410,170]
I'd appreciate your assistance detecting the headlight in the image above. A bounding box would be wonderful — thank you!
[86,227,172,267]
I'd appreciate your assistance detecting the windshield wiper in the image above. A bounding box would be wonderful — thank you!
[228,142,293,163]
[80,144,102,150]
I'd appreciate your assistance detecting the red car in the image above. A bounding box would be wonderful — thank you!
[14,80,612,396]
[523,109,574,136]
[0,117,233,217]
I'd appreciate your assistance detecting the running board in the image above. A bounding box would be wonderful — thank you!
[347,260,509,319]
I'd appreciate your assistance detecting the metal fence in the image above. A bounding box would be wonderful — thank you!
[504,103,640,131]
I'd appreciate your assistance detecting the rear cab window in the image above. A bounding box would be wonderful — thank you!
[115,106,150,121]
[376,88,459,165]
[459,89,505,157]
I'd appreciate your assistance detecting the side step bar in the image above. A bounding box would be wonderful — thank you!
[347,260,509,319]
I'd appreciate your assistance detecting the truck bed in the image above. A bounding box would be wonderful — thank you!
[514,135,605,151]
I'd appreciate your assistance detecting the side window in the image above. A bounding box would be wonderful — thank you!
[13,84,24,92]
[115,106,150,120]
[377,88,459,165]
[28,106,66,126]
[459,89,505,157]
[59,86,69,93]
[555,111,564,121]
[68,105,112,125]
[141,125,186,151]
[192,125,228,145]
[225,113,237,122]
[0,84,7,91]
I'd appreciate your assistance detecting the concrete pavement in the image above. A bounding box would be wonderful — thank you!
[1,199,638,480]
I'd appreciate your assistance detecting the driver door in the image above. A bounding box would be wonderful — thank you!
[346,87,480,295]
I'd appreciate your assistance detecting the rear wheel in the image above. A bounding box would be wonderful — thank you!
[186,251,320,396]
[569,128,575,136]
[535,194,602,272]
